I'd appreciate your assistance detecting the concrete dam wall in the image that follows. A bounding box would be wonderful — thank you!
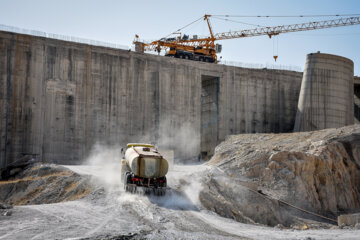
[0,30,304,167]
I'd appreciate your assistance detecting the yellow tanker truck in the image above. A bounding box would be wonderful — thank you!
[121,143,168,195]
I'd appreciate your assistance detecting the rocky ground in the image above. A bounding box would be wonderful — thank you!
[0,125,360,239]
[201,125,360,228]
[0,163,91,205]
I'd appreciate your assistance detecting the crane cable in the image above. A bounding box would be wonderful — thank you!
[152,13,360,54]
[161,14,267,41]
[212,14,360,18]
[273,35,278,62]
[210,14,360,32]
[161,16,203,39]
[160,14,360,40]
[211,16,265,27]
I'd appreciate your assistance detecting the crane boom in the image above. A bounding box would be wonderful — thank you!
[214,16,360,40]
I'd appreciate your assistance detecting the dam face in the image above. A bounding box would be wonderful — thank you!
[0,31,304,166]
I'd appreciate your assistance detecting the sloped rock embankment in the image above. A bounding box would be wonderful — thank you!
[0,162,91,205]
[200,125,360,227]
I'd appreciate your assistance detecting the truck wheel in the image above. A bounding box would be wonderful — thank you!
[124,172,131,190]
[185,55,189,59]
[154,188,159,196]
[162,176,167,188]
[156,188,165,196]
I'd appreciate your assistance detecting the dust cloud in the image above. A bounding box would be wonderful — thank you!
[157,120,199,160]
[145,170,204,211]
[81,120,204,209]
[126,119,199,160]
[84,143,123,188]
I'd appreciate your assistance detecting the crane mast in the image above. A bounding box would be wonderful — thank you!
[134,15,360,63]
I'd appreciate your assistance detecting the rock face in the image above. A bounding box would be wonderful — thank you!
[200,125,360,227]
[0,164,91,205]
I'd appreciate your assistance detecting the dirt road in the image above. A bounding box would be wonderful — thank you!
[0,164,358,239]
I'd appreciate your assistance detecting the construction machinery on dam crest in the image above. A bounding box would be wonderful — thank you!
[134,14,360,63]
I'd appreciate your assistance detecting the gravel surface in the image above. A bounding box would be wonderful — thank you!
[0,162,359,239]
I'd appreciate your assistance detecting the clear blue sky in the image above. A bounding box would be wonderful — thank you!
[1,0,359,75]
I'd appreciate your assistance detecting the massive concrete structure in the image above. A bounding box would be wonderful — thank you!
[354,76,360,122]
[1,31,358,168]
[0,31,304,167]
[294,53,354,132]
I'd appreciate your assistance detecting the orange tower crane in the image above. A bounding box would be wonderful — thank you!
[133,15,360,63]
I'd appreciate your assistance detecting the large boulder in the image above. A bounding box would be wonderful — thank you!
[200,125,360,227]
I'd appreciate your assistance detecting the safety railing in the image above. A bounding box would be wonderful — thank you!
[219,60,303,72]
[0,24,303,72]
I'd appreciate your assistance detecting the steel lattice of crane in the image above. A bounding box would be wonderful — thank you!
[214,16,360,40]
